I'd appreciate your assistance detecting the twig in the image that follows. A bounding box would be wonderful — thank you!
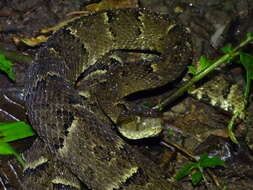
[160,140,222,188]
[153,34,253,111]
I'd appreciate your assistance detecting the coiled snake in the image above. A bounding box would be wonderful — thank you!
[23,9,192,189]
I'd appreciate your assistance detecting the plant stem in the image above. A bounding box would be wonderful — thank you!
[153,35,253,111]
[153,53,233,110]
[198,165,209,187]
[14,152,25,168]
[227,111,240,144]
[244,72,251,101]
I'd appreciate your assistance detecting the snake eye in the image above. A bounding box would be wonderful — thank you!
[117,115,163,140]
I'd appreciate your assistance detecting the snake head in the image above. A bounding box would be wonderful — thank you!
[116,113,164,140]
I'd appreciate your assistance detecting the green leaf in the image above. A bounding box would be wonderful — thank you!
[0,122,35,142]
[188,56,213,76]
[200,156,225,168]
[174,162,197,181]
[191,171,203,185]
[199,152,209,162]
[240,53,253,80]
[199,56,213,72]
[188,66,197,75]
[198,153,225,168]
[0,141,25,167]
[167,128,175,136]
[0,54,15,80]
[0,141,17,155]
[221,45,232,54]
[247,32,253,40]
[239,52,253,99]
[142,103,151,109]
[199,56,207,70]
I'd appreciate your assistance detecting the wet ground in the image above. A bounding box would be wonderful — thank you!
[0,0,253,189]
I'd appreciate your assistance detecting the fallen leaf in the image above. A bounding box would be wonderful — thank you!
[86,0,138,11]
[40,16,82,34]
[19,35,49,47]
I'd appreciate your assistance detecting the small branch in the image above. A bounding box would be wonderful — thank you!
[160,140,196,161]
[227,111,240,144]
[153,35,253,111]
[161,140,222,188]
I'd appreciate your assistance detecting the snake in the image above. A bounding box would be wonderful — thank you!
[23,8,192,189]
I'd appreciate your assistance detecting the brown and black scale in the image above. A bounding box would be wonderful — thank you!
[23,8,192,189]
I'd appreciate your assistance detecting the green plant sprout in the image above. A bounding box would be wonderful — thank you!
[188,55,214,75]
[0,53,15,81]
[174,152,225,186]
[0,141,25,167]
[0,53,36,166]
[167,128,176,136]
[154,32,253,144]
[0,122,35,167]
[0,122,35,142]
[239,52,253,101]
[225,52,253,143]
[142,103,152,109]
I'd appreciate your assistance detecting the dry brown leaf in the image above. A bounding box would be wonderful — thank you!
[24,16,83,46]
[66,10,90,16]
[20,35,49,47]
[14,0,138,47]
[86,0,138,11]
[40,16,82,34]
[13,35,48,47]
